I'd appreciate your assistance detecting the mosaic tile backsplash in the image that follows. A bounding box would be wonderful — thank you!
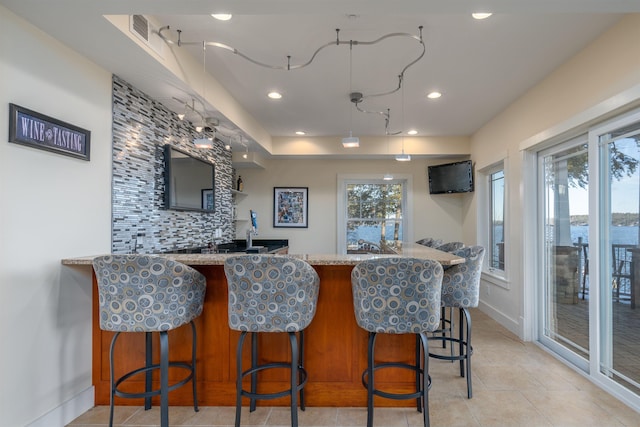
[111,75,234,254]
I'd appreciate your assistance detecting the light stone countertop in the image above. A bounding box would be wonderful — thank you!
[61,243,464,267]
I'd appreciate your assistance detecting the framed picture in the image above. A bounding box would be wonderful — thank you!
[8,103,91,160]
[201,189,214,211]
[274,187,308,228]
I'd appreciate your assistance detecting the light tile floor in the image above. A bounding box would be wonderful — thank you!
[67,309,640,427]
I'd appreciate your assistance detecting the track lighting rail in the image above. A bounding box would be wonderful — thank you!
[157,26,424,101]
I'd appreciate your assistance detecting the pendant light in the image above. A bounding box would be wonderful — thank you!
[395,75,411,161]
[193,42,208,142]
[342,41,359,148]
[383,130,393,180]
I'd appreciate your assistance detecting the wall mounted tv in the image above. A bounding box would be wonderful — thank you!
[164,144,215,212]
[428,160,474,194]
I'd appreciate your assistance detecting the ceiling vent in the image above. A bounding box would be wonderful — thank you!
[129,15,164,57]
[131,15,149,41]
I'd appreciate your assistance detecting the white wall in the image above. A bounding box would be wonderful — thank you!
[0,6,112,426]
[4,4,638,424]
[235,158,469,253]
[466,14,640,338]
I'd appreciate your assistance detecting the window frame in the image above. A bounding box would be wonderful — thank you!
[337,174,413,254]
[478,160,509,285]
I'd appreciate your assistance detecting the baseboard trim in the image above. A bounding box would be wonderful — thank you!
[478,299,522,339]
[27,386,94,427]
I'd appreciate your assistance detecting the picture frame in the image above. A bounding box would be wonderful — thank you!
[274,187,308,228]
[8,103,91,160]
[201,189,214,211]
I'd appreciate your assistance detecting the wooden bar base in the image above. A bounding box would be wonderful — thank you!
[92,264,425,407]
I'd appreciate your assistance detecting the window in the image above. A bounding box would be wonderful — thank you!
[337,175,411,254]
[478,162,506,278]
[489,169,505,271]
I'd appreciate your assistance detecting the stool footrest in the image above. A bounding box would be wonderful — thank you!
[427,336,473,362]
[114,362,194,400]
[241,363,308,401]
[362,362,431,401]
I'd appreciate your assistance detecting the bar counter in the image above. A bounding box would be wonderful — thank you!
[62,244,463,408]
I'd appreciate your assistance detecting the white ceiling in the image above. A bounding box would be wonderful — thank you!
[3,1,640,156]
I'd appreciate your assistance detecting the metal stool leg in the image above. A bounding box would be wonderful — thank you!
[108,332,121,427]
[289,332,299,427]
[419,332,431,427]
[250,333,258,412]
[458,308,465,378]
[415,334,422,413]
[145,332,153,410]
[463,308,473,398]
[190,321,199,412]
[159,331,169,427]
[235,332,247,427]
[366,332,377,427]
[298,330,306,410]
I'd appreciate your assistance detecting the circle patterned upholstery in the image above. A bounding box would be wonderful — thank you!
[415,237,444,248]
[224,255,320,332]
[351,257,443,334]
[441,246,485,308]
[93,255,206,332]
[435,241,465,253]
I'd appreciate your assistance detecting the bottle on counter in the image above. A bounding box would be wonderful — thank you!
[237,175,244,192]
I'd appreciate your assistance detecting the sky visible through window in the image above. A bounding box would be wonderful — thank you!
[568,137,640,215]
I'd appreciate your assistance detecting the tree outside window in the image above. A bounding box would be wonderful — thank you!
[346,182,404,253]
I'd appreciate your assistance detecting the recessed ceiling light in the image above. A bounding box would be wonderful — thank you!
[407,130,418,135]
[295,131,306,135]
[427,91,442,99]
[472,13,492,20]
[267,91,282,100]
[211,14,232,21]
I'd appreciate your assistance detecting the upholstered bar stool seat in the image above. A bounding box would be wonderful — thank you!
[351,257,443,427]
[428,246,485,398]
[435,241,465,253]
[415,237,444,248]
[432,242,465,353]
[92,255,206,427]
[224,255,320,427]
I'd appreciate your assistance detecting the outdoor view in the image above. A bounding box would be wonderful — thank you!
[346,182,404,253]
[543,123,640,397]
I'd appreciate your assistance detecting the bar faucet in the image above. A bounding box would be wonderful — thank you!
[246,227,257,248]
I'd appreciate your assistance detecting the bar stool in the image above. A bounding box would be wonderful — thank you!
[433,241,465,355]
[416,237,443,248]
[351,257,443,427]
[92,255,206,427]
[428,246,485,398]
[435,241,465,253]
[224,255,320,427]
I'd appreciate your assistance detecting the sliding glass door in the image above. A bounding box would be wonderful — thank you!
[537,110,640,405]
[539,138,590,367]
[596,117,640,396]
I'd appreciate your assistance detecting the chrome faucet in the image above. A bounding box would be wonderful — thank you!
[246,227,257,248]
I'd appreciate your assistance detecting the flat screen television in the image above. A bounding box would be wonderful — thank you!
[164,144,215,212]
[428,160,474,194]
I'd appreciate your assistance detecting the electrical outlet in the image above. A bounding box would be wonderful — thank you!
[486,284,491,296]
